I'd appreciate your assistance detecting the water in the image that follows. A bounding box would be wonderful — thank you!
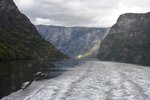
[0,60,54,98]
[0,60,84,99]
[3,61,150,100]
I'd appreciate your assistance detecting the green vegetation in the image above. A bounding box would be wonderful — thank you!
[0,0,68,61]
[0,29,68,61]
[76,41,100,59]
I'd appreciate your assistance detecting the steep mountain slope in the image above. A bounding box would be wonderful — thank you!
[36,25,108,58]
[0,0,68,60]
[97,12,150,66]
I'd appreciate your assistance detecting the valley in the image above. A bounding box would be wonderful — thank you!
[0,0,149,99]
[36,25,109,58]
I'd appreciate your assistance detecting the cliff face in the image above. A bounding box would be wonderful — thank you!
[0,0,68,60]
[36,25,108,58]
[97,12,150,66]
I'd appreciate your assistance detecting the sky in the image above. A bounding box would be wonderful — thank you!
[13,0,150,27]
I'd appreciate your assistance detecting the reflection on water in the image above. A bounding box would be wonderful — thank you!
[0,60,55,98]
[0,60,83,99]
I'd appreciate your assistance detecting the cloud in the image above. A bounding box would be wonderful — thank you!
[14,0,35,10]
[13,0,150,27]
[34,18,55,25]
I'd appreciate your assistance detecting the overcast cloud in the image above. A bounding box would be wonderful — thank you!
[13,0,150,27]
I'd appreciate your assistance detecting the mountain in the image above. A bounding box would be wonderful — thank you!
[97,12,150,66]
[36,25,109,58]
[0,0,68,60]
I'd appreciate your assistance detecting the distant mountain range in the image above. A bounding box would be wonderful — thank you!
[36,25,109,58]
[0,0,68,60]
[98,12,150,66]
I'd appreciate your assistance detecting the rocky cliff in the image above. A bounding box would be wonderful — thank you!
[97,12,150,66]
[0,0,68,60]
[36,25,108,58]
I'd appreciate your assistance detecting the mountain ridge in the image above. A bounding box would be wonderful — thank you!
[97,12,150,66]
[0,0,68,60]
[36,25,109,58]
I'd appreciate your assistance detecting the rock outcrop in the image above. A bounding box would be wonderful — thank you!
[36,25,108,58]
[97,12,150,66]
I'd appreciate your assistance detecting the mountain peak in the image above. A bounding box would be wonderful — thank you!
[117,12,150,24]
